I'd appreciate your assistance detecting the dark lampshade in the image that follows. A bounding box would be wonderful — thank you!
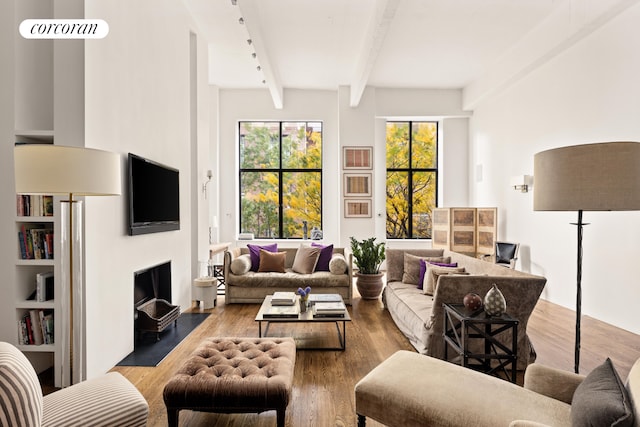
[534,141,640,212]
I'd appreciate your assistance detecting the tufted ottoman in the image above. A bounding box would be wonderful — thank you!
[163,337,296,427]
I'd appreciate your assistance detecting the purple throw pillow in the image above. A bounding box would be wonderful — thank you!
[247,243,278,272]
[429,262,458,268]
[311,243,333,271]
[418,260,459,289]
[418,259,427,289]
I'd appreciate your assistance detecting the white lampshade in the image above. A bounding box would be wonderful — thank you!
[14,145,121,196]
[534,141,640,212]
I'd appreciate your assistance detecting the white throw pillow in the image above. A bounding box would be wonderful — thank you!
[230,254,252,275]
[329,253,348,275]
[292,245,321,274]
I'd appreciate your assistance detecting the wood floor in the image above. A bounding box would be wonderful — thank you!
[111,289,640,427]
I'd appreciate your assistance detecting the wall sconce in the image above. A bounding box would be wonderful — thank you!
[203,170,213,198]
[511,175,533,193]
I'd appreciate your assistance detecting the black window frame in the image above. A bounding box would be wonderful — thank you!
[386,120,439,239]
[238,121,323,239]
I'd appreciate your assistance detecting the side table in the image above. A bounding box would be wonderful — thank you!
[443,302,518,383]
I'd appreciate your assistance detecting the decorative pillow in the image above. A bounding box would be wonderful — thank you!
[257,249,286,273]
[571,358,635,427]
[329,253,348,275]
[292,246,321,274]
[230,254,252,275]
[247,243,277,272]
[423,265,466,295]
[311,243,334,271]
[418,260,459,290]
[402,253,450,285]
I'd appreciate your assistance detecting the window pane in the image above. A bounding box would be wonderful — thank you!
[239,122,280,169]
[386,171,409,238]
[282,171,321,238]
[282,122,322,169]
[240,171,279,238]
[411,122,437,169]
[412,171,436,238]
[386,122,409,169]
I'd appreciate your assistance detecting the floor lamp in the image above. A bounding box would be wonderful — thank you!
[533,141,640,373]
[14,145,121,386]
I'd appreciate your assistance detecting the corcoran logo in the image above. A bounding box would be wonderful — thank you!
[19,19,109,39]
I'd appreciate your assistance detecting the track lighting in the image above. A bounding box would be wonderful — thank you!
[238,17,244,24]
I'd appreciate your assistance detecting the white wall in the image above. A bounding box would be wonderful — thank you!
[468,3,640,334]
[83,0,210,377]
[216,86,471,250]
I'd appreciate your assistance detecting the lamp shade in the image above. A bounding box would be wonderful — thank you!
[14,145,121,196]
[533,141,640,211]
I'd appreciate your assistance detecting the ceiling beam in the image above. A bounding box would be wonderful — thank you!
[238,0,284,109]
[350,0,399,107]
[463,0,639,110]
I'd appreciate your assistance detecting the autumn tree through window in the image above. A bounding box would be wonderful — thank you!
[386,121,438,239]
[239,121,322,239]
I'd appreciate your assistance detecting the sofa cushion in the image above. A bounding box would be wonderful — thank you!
[571,358,634,427]
[258,250,286,273]
[329,253,348,275]
[248,243,278,272]
[418,260,458,290]
[311,243,333,271]
[402,253,449,285]
[230,254,252,275]
[423,265,466,296]
[292,246,321,274]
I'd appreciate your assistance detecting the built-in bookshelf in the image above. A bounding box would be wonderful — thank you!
[11,0,62,385]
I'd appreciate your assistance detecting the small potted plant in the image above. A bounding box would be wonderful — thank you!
[350,237,386,299]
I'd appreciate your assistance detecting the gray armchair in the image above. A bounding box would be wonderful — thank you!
[0,341,148,426]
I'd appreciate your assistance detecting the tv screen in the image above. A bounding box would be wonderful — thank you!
[128,153,180,235]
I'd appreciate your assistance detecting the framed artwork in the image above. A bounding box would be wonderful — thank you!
[345,199,371,218]
[343,146,372,169]
[344,173,372,197]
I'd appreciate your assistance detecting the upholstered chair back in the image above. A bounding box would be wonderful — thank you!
[0,341,43,426]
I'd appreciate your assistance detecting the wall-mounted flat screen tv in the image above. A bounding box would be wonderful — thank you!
[128,153,180,235]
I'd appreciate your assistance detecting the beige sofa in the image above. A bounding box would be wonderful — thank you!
[355,350,639,427]
[223,247,353,304]
[383,248,546,369]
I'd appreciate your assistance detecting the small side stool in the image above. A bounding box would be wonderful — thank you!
[193,277,217,308]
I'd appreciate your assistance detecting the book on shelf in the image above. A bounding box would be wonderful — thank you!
[307,293,343,305]
[16,195,54,217]
[36,271,54,302]
[18,309,53,345]
[263,305,300,318]
[271,291,297,306]
[18,224,53,260]
[312,301,347,317]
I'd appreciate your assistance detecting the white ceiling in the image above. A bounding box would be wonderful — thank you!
[184,0,635,109]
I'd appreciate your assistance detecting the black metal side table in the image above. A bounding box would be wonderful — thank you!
[443,303,518,383]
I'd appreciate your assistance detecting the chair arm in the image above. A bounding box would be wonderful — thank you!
[523,363,585,404]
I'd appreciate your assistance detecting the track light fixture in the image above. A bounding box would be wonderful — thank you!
[256,66,261,71]
[238,17,244,24]
[252,52,257,58]
[247,39,252,45]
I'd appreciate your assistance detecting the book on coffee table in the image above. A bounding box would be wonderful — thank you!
[263,305,300,318]
[307,293,343,305]
[313,301,346,317]
[271,292,297,306]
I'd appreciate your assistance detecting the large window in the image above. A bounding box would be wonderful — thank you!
[386,121,438,239]
[239,121,322,239]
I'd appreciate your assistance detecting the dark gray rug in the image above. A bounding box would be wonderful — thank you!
[116,313,210,367]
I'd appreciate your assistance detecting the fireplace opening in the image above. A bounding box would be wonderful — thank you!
[133,261,180,341]
[134,261,172,309]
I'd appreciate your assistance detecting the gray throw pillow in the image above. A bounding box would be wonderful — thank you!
[571,358,635,427]
[292,246,321,274]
